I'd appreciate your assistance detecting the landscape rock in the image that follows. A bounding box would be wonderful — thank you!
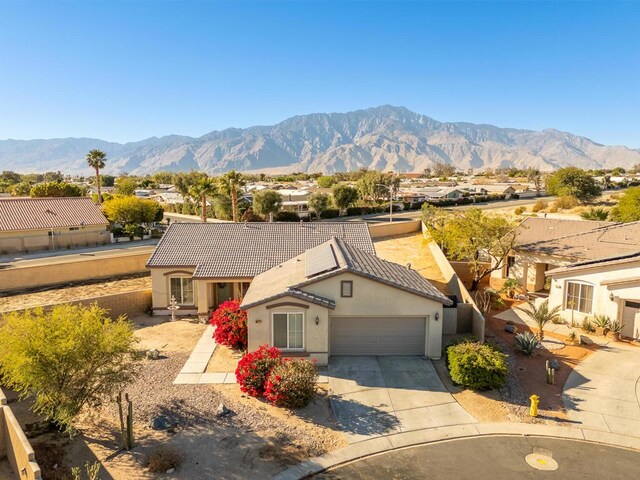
[504,324,518,334]
[216,403,230,417]
[147,349,160,360]
[151,415,177,431]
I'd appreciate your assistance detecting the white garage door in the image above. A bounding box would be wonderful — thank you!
[330,316,426,356]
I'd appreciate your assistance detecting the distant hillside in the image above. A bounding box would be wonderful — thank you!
[1,105,639,175]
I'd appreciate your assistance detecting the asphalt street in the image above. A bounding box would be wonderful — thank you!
[314,435,640,479]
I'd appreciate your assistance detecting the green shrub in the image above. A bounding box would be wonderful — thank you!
[447,342,508,390]
[581,317,594,333]
[514,332,538,357]
[514,206,526,215]
[264,359,318,408]
[319,208,339,219]
[273,211,301,222]
[554,195,579,210]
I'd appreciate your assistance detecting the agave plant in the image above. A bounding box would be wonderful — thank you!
[514,331,538,357]
[592,314,611,334]
[516,299,562,342]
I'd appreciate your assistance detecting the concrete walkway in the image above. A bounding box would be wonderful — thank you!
[563,342,640,437]
[272,423,640,480]
[328,356,476,443]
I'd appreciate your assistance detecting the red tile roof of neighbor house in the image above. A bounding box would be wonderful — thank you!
[0,197,109,232]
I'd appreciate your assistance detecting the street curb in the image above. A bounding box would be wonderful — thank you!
[271,423,640,479]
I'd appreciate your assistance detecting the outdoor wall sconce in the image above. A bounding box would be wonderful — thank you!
[434,312,440,321]
[609,292,615,301]
[315,315,320,326]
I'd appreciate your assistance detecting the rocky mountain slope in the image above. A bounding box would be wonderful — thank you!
[1,105,638,175]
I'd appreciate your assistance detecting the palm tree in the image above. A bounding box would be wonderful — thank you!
[188,176,218,222]
[218,170,246,222]
[86,149,107,203]
[516,299,562,342]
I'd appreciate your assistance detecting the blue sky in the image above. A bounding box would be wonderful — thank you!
[1,1,638,147]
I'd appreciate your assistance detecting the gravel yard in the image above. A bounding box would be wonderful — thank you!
[68,319,345,479]
[0,274,151,313]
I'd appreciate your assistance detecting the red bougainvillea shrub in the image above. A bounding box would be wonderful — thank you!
[209,300,248,351]
[235,345,282,397]
[264,358,318,408]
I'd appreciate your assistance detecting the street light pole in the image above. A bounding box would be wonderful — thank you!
[375,183,393,223]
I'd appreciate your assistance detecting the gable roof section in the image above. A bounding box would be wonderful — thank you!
[0,197,108,232]
[523,221,640,261]
[241,237,452,309]
[547,251,640,276]
[514,217,615,247]
[146,222,375,278]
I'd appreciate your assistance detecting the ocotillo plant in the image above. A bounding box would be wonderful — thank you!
[116,392,135,450]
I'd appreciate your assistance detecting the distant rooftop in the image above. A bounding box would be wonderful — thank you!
[0,197,108,232]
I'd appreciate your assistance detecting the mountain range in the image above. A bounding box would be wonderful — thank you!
[1,105,639,175]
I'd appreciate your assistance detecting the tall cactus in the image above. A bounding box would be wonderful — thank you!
[116,392,135,450]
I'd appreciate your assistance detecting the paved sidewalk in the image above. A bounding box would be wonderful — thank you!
[563,342,640,437]
[328,356,476,443]
[272,423,640,480]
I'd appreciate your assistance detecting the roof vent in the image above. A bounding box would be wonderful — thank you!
[406,263,412,270]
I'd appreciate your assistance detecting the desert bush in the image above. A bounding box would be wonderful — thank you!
[592,314,611,330]
[514,206,526,215]
[146,445,184,473]
[581,317,594,333]
[264,359,318,408]
[209,300,248,351]
[554,195,579,210]
[235,345,282,397]
[580,207,609,221]
[548,203,559,213]
[447,342,508,390]
[0,304,137,432]
[500,278,520,298]
[514,332,538,357]
[531,199,548,212]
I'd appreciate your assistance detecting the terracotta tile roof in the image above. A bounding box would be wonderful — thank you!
[515,217,615,246]
[146,222,375,278]
[0,197,108,232]
[241,237,452,309]
[521,221,640,261]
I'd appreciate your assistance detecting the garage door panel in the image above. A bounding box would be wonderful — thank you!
[330,316,426,356]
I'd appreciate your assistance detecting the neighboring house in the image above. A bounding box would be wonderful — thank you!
[491,217,615,292]
[546,252,640,340]
[0,197,110,254]
[241,237,452,364]
[146,222,375,317]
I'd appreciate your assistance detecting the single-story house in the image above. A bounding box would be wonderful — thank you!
[490,217,616,292]
[241,237,452,364]
[146,222,375,317]
[546,250,640,341]
[0,197,110,254]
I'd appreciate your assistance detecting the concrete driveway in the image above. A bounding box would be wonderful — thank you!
[328,356,476,442]
[563,343,640,437]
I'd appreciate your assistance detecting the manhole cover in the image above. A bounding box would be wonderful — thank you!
[525,453,558,471]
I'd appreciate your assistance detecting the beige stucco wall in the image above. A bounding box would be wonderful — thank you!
[150,267,197,313]
[0,252,150,293]
[0,225,109,254]
[246,272,445,364]
[1,289,152,320]
[548,260,640,339]
[423,225,485,341]
[0,389,41,480]
[367,220,421,239]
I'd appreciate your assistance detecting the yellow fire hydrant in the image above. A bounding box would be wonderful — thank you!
[529,394,540,417]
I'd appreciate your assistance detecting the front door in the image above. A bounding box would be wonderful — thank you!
[621,301,640,340]
[214,282,233,308]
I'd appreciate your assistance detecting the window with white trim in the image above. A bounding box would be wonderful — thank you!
[565,281,594,314]
[170,277,194,305]
[273,312,304,350]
